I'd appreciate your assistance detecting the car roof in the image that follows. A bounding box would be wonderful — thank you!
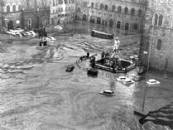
[103,90,113,93]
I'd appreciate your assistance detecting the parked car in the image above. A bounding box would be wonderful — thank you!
[54,25,63,30]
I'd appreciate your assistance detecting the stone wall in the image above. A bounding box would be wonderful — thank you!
[76,0,146,34]
[141,0,173,73]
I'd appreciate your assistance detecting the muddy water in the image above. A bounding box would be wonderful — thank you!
[0,34,172,130]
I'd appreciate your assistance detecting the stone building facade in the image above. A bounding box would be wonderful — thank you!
[76,0,146,34]
[20,0,50,30]
[140,0,173,73]
[0,0,50,30]
[2,0,22,29]
[50,0,76,25]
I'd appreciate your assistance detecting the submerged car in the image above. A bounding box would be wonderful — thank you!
[146,79,160,86]
[117,76,135,85]
[99,89,114,96]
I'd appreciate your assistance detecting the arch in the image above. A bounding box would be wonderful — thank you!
[109,19,114,27]
[13,5,16,12]
[124,7,128,14]
[82,14,87,21]
[112,5,115,11]
[158,15,163,26]
[131,8,135,15]
[117,21,121,29]
[157,39,162,50]
[138,9,142,16]
[125,23,129,31]
[6,5,10,12]
[97,17,101,24]
[105,5,108,11]
[118,6,121,13]
[154,14,158,25]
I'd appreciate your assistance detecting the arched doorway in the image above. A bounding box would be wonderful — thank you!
[109,19,114,27]
[8,20,14,30]
[117,21,121,29]
[83,14,87,21]
[125,23,129,31]
[97,17,101,24]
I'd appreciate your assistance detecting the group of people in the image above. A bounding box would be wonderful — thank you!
[38,27,48,47]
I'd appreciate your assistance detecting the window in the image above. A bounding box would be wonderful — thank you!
[131,8,135,15]
[112,5,115,11]
[77,7,81,12]
[83,2,87,7]
[138,9,142,16]
[100,4,104,10]
[133,23,138,30]
[105,5,108,11]
[53,0,55,6]
[109,19,113,27]
[95,3,98,9]
[7,5,10,12]
[118,6,121,13]
[117,21,121,29]
[91,2,94,8]
[154,14,158,25]
[18,5,22,11]
[71,0,74,3]
[125,23,129,30]
[59,0,63,4]
[157,39,162,50]
[158,15,163,26]
[13,5,16,12]
[64,0,68,4]
[124,7,128,14]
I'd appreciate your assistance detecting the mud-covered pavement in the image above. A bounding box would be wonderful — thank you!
[0,32,173,130]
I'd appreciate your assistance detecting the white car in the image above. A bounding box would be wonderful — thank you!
[23,31,37,37]
[117,76,135,85]
[28,31,37,37]
[6,30,16,35]
[146,79,160,86]
[54,25,63,30]
[99,89,114,96]
[6,30,23,37]
[46,36,56,41]
[15,28,24,33]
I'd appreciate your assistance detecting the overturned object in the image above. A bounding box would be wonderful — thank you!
[87,68,98,77]
[66,65,75,72]
[99,89,115,96]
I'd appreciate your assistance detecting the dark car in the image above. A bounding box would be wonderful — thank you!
[99,90,115,96]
